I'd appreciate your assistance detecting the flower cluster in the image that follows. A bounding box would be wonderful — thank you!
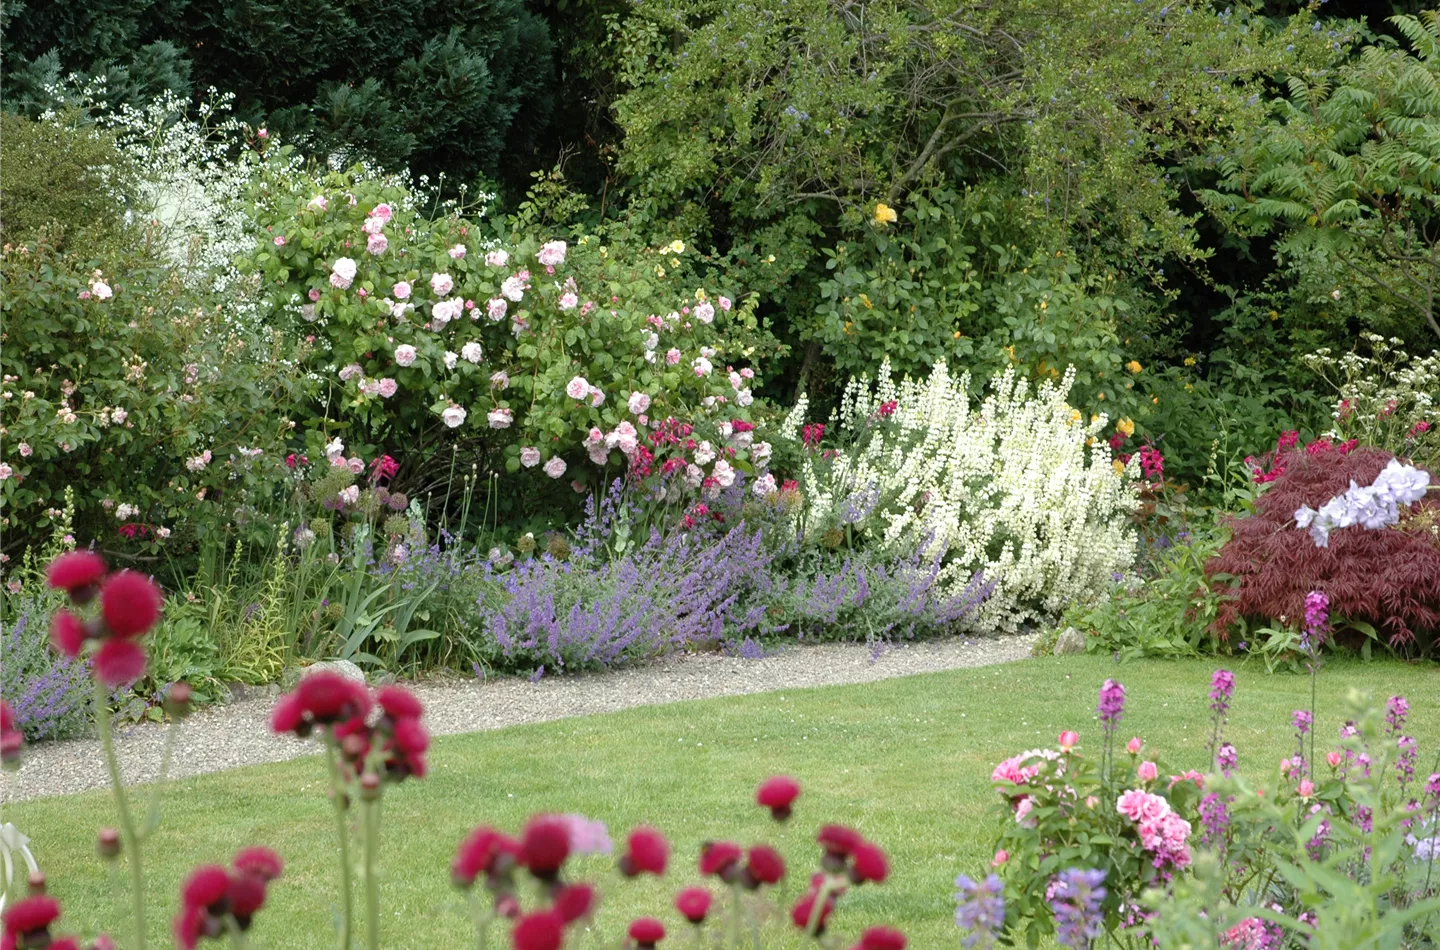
[271,675,429,783]
[173,847,284,949]
[1293,458,1430,546]
[1116,790,1193,871]
[2,894,82,950]
[46,551,162,686]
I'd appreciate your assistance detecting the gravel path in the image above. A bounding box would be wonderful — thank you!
[2,635,1035,803]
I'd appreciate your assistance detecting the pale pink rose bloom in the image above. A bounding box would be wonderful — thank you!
[753,473,777,498]
[487,298,508,321]
[442,405,467,428]
[684,464,704,488]
[274,236,286,246]
[695,301,715,324]
[588,443,610,465]
[729,371,743,390]
[500,276,526,301]
[348,457,365,475]
[558,292,579,311]
[377,378,398,398]
[665,348,682,365]
[449,244,467,259]
[18,443,31,457]
[394,345,418,366]
[1116,790,1152,822]
[566,377,590,400]
[628,392,651,415]
[78,290,93,300]
[693,442,716,465]
[588,388,605,408]
[692,357,713,377]
[543,456,568,478]
[330,257,357,289]
[91,280,113,300]
[393,281,412,300]
[718,296,732,311]
[1014,798,1036,827]
[339,485,360,505]
[309,288,322,301]
[485,249,510,267]
[362,215,385,236]
[461,342,483,363]
[586,427,605,446]
[487,408,512,429]
[444,351,459,370]
[1138,761,1158,782]
[491,371,510,389]
[430,273,454,296]
[307,194,328,211]
[0,464,11,480]
[367,232,388,255]
[740,367,754,379]
[520,447,541,468]
[736,389,753,407]
[537,240,567,267]
[371,203,393,223]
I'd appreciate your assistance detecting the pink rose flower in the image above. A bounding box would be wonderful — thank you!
[377,378,398,398]
[274,236,286,246]
[520,447,541,468]
[394,345,418,367]
[1138,761,1159,782]
[367,232,388,255]
[665,348,682,365]
[393,281,412,300]
[449,244,467,259]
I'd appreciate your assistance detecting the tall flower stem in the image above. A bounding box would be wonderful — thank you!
[467,891,491,950]
[803,878,837,938]
[323,738,354,950]
[363,795,382,950]
[96,677,147,950]
[141,720,180,837]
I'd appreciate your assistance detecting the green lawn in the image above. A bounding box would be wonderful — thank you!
[8,655,1439,948]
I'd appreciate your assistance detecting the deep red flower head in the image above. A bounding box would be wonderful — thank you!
[0,700,16,762]
[49,610,86,658]
[519,817,571,878]
[698,841,743,877]
[756,776,800,819]
[554,883,597,924]
[94,637,147,687]
[853,926,907,950]
[295,672,370,724]
[46,551,107,593]
[0,701,11,734]
[790,890,835,933]
[675,887,711,924]
[227,873,267,922]
[270,693,306,735]
[849,841,889,884]
[233,847,284,882]
[100,570,163,637]
[454,827,519,886]
[173,905,207,950]
[816,825,862,857]
[745,845,785,886]
[376,686,423,721]
[621,827,669,877]
[2,895,60,936]
[628,918,665,946]
[182,865,231,910]
[386,716,429,779]
[512,911,564,950]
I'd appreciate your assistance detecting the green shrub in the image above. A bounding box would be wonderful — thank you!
[0,113,137,254]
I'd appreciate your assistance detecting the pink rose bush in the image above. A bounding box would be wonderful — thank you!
[240,169,780,503]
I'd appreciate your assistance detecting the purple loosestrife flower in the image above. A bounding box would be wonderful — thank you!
[1048,868,1107,948]
[1397,736,1418,790]
[954,874,1006,949]
[1292,710,1312,735]
[1097,680,1126,731]
[1217,743,1238,776]
[1209,669,1235,717]
[1199,793,1231,849]
[1301,590,1329,652]
[1386,696,1410,736]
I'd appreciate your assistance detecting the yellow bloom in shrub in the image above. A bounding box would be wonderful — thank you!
[667,240,686,254]
[858,293,873,309]
[873,202,898,225]
[1126,360,1143,374]
[1116,417,1135,437]
[1183,355,1196,366]
[1112,459,1126,475]
[1069,408,1082,424]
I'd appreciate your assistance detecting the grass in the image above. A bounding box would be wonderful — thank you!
[8,654,1440,948]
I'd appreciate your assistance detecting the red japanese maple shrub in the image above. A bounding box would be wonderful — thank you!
[1206,443,1440,653]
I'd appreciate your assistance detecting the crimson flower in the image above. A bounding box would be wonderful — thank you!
[1,700,21,765]
[233,847,284,882]
[756,775,801,820]
[99,570,163,637]
[376,685,423,721]
[173,905,211,950]
[628,917,665,948]
[297,673,371,724]
[512,911,564,950]
[849,841,889,884]
[94,638,148,687]
[620,827,669,877]
[2,895,61,943]
[385,716,429,780]
[817,825,862,857]
[791,887,835,935]
[744,845,785,887]
[46,551,107,595]
[519,817,571,880]
[49,610,86,658]
[182,865,231,910]
[227,873,267,926]
[675,887,711,924]
[852,926,907,950]
[453,827,519,887]
[554,883,597,924]
[698,841,743,879]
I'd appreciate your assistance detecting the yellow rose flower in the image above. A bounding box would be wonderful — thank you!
[873,202,898,225]
[1183,356,1196,366]
[1116,417,1135,437]
[1112,460,1126,475]
[1126,360,1143,374]
[668,240,686,254]
[858,293,873,309]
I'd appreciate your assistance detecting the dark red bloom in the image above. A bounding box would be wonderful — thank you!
[852,926,907,950]
[675,887,711,924]
[698,841,743,878]
[817,825,862,857]
[99,570,162,637]
[620,827,669,877]
[269,693,306,735]
[519,818,571,878]
[94,638,147,687]
[386,716,429,779]
[745,845,785,886]
[511,911,564,950]
[755,775,800,819]
[46,552,107,593]
[453,827,518,886]
[791,889,835,934]
[295,672,370,724]
[232,847,284,882]
[376,686,423,721]
[554,883,597,924]
[182,865,231,910]
[849,841,889,884]
[0,700,21,764]
[227,873,267,923]
[2,895,60,937]
[628,918,665,946]
[49,610,86,658]
[173,905,207,950]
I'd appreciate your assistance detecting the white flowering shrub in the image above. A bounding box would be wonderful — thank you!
[1302,333,1439,467]
[789,360,1139,633]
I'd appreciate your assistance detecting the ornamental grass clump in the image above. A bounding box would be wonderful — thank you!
[1206,438,1440,653]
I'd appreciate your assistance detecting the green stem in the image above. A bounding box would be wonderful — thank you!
[226,913,250,950]
[97,677,147,950]
[729,882,745,949]
[803,877,837,938]
[467,891,491,950]
[363,795,381,950]
[140,719,180,839]
[324,739,355,950]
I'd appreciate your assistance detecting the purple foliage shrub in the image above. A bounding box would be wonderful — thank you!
[2,589,93,740]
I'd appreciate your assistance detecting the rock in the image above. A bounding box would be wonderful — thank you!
[302,659,367,684]
[1052,627,1087,656]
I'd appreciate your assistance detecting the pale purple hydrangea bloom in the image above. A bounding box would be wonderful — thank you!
[1048,868,1107,948]
[1294,459,1430,546]
[955,874,1006,949]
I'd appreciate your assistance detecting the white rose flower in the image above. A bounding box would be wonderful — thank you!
[628,392,651,414]
[461,342,483,363]
[330,257,357,289]
[442,405,467,428]
[444,351,459,370]
[488,408,513,429]
[694,441,716,465]
[485,249,510,267]
[520,447,541,467]
[712,459,735,487]
[566,376,591,400]
[537,241,567,267]
[543,456,568,478]
[501,276,526,301]
[394,345,418,367]
[430,273,455,296]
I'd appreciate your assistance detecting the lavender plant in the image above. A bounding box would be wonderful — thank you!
[0,590,92,741]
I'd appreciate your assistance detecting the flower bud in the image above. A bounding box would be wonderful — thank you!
[1298,779,1315,799]
[359,772,383,801]
[28,871,46,895]
[991,850,1008,868]
[1137,761,1158,782]
[1326,751,1342,769]
[1126,737,1143,755]
[1057,730,1079,750]
[97,828,121,860]
[163,683,193,720]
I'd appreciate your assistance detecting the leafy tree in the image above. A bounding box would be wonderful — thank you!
[0,0,555,190]
[1205,12,1440,342]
